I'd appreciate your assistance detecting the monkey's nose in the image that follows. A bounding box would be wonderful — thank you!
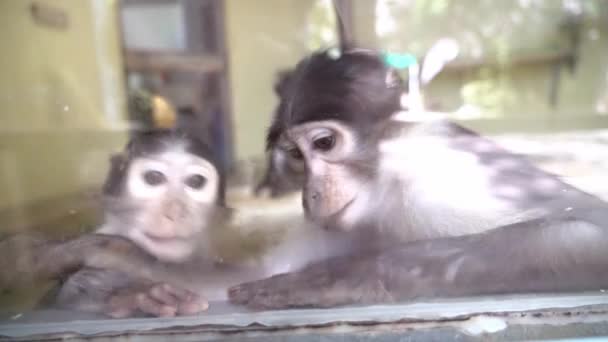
[165,201,187,221]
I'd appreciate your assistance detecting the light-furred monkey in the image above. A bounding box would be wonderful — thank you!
[227,47,608,309]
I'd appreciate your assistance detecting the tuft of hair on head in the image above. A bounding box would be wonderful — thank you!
[126,129,214,163]
[103,128,226,205]
[265,47,405,150]
[274,69,295,97]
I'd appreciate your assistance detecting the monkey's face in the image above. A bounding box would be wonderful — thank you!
[110,150,219,262]
[278,120,368,231]
[266,50,403,231]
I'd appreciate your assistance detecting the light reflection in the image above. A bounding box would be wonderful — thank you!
[379,132,507,214]
[306,0,337,50]
[375,0,398,37]
[0,0,607,323]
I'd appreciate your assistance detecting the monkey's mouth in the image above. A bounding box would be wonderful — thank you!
[140,233,195,263]
[143,233,189,244]
[320,197,356,229]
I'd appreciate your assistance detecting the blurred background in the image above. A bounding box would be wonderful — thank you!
[0,0,607,237]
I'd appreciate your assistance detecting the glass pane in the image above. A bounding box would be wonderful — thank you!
[1,0,607,339]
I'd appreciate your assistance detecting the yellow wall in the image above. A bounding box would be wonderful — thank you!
[0,0,128,227]
[224,0,314,160]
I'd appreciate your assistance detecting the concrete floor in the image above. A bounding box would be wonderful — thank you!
[494,129,608,200]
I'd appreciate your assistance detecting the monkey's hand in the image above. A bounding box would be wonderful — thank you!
[228,238,481,310]
[106,282,209,318]
[228,253,398,310]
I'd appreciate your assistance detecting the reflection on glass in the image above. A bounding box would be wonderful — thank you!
[0,1,607,339]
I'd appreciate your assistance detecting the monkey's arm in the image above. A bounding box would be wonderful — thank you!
[53,268,135,314]
[54,268,206,318]
[0,232,207,318]
[229,209,608,309]
[0,233,166,291]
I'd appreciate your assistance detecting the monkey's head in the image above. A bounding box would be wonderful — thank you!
[266,49,405,231]
[100,130,225,262]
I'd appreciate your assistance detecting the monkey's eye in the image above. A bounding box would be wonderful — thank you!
[185,174,207,189]
[142,170,167,186]
[287,147,304,160]
[312,135,335,152]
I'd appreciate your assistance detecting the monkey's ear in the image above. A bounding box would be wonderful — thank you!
[102,153,129,196]
[273,70,293,97]
[108,153,125,165]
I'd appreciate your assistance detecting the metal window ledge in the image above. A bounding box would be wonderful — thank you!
[1,292,608,341]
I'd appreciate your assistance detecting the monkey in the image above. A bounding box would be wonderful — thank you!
[0,130,223,315]
[49,129,348,318]
[50,130,225,317]
[227,47,608,310]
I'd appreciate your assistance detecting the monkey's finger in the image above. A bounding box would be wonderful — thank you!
[228,274,293,305]
[107,306,137,319]
[106,293,139,318]
[159,283,199,302]
[177,298,209,315]
[136,293,177,317]
[148,284,179,306]
[159,283,209,315]
[149,283,208,315]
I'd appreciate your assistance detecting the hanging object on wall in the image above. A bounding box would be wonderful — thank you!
[128,89,177,131]
[30,2,69,31]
